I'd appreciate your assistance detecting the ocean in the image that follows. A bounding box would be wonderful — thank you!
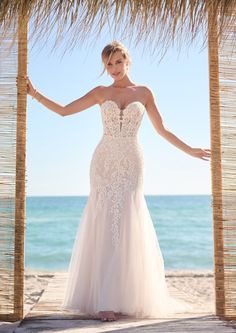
[25,195,213,271]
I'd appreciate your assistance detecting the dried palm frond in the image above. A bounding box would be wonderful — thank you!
[0,0,236,59]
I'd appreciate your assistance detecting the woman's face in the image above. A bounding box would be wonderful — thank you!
[104,51,129,81]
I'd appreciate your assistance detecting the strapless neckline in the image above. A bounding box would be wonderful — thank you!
[100,99,146,111]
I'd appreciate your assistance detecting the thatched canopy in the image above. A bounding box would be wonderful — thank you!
[0,0,236,58]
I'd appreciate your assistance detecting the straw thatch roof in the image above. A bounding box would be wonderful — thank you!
[1,0,236,57]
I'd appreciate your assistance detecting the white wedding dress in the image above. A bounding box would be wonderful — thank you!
[60,100,190,318]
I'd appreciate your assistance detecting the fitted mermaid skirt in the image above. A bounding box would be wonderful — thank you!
[60,100,190,318]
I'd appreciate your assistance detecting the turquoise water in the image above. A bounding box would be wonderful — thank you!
[25,195,213,271]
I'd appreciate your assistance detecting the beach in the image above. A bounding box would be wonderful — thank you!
[2,269,228,333]
[1,269,236,332]
[23,269,215,315]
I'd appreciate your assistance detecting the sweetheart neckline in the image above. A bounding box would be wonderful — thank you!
[100,99,145,111]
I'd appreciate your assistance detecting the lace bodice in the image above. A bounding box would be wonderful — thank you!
[100,100,145,137]
[89,100,146,248]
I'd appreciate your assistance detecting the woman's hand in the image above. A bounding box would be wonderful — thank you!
[25,76,36,96]
[188,148,211,161]
[16,75,36,96]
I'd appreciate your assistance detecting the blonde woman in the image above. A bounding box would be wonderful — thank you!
[24,41,211,322]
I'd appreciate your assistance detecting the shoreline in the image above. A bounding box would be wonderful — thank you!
[25,268,214,276]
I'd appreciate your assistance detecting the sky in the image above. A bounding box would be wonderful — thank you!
[26,20,212,197]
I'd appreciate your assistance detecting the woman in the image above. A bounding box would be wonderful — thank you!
[24,41,211,322]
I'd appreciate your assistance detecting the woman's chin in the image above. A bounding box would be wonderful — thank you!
[113,74,125,81]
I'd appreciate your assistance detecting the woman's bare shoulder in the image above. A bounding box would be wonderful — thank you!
[134,85,155,104]
[91,85,112,103]
[137,85,153,94]
[91,85,107,94]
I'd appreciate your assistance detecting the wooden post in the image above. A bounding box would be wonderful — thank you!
[14,13,28,321]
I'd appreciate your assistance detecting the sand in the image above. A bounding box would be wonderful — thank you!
[1,269,236,332]
[23,269,215,314]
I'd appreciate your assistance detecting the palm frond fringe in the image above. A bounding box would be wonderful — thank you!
[0,0,236,58]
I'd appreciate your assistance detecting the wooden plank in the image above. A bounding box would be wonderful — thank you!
[12,271,235,332]
[26,271,215,320]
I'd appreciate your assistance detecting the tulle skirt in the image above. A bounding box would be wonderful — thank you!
[60,188,190,318]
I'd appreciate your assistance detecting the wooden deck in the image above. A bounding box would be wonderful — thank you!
[1,272,236,332]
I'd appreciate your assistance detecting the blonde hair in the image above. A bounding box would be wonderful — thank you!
[100,41,132,76]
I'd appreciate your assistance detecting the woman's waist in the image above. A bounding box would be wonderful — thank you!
[94,134,144,154]
[101,134,140,141]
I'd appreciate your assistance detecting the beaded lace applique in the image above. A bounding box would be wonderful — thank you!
[90,100,145,247]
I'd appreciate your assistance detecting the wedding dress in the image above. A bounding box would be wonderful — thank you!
[61,100,190,318]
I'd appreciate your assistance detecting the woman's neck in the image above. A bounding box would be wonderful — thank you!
[111,76,136,88]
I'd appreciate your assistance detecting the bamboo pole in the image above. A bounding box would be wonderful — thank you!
[13,13,28,321]
[207,5,225,319]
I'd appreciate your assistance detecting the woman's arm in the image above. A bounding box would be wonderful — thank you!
[25,76,103,116]
[144,87,211,161]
